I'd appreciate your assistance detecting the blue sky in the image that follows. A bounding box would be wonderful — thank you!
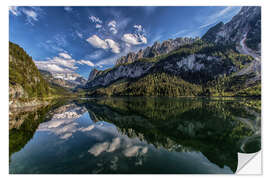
[9,6,241,79]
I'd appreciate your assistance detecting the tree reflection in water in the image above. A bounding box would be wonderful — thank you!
[9,97,260,174]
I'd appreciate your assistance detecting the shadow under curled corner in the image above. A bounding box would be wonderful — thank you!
[236,151,262,174]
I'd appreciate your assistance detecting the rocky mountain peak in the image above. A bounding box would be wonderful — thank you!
[88,68,100,81]
[202,6,261,53]
[115,37,196,65]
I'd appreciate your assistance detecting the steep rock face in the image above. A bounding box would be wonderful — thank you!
[202,6,261,53]
[116,37,196,65]
[151,52,239,84]
[85,61,154,88]
[88,68,100,81]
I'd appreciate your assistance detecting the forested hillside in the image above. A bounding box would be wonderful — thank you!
[9,42,70,107]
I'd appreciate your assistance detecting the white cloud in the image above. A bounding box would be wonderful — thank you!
[86,35,120,53]
[64,7,72,12]
[9,7,44,25]
[35,55,78,73]
[96,24,102,29]
[47,64,67,72]
[22,9,38,23]
[121,34,147,45]
[105,39,120,53]
[108,20,118,34]
[216,7,234,18]
[134,24,143,32]
[9,6,19,16]
[108,20,116,28]
[86,35,108,49]
[51,57,77,70]
[89,16,102,24]
[35,51,97,73]
[59,52,72,59]
[109,27,118,34]
[77,60,95,67]
[35,61,73,73]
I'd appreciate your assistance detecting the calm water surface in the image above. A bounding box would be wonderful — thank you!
[9,97,261,174]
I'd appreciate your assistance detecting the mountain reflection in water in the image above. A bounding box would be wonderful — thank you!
[9,97,261,174]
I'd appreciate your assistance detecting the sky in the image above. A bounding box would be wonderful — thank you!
[9,6,241,79]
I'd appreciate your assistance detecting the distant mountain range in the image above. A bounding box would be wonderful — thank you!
[84,6,261,98]
[39,70,86,89]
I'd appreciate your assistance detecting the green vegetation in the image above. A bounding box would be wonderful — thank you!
[9,99,70,156]
[85,39,259,98]
[87,72,260,98]
[87,73,202,97]
[9,42,72,103]
[80,97,260,171]
[9,42,51,100]
[202,22,224,42]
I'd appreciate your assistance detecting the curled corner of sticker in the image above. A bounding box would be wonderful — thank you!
[236,151,262,174]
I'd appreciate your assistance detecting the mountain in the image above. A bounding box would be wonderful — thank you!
[9,42,52,107]
[202,6,261,55]
[84,6,261,98]
[9,42,70,108]
[40,70,87,90]
[116,37,197,65]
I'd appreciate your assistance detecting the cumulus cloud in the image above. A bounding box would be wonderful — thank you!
[51,57,77,69]
[108,20,118,34]
[35,61,74,73]
[86,35,120,53]
[105,39,120,53]
[59,52,72,59]
[77,60,95,67]
[86,35,108,49]
[35,56,77,73]
[121,34,147,45]
[35,52,96,73]
[47,64,68,72]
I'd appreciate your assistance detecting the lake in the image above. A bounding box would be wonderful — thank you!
[9,97,261,174]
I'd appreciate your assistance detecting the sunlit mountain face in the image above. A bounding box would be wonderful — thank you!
[9,6,241,79]
[9,97,260,174]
